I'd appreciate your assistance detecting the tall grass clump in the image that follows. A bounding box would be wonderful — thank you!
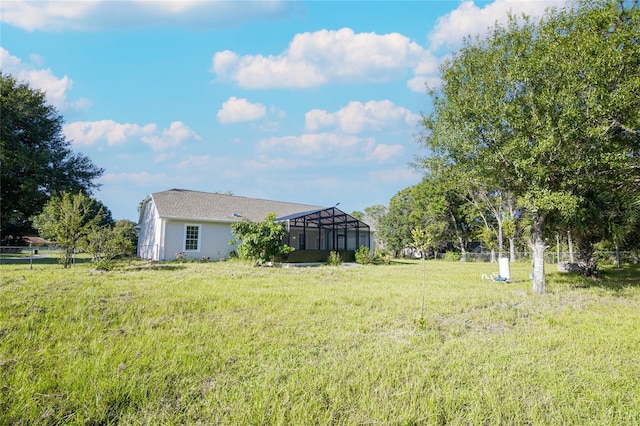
[354,246,372,265]
[1,259,639,424]
[326,250,342,266]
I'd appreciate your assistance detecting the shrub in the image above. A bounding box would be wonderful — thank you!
[374,248,393,265]
[327,251,342,266]
[94,259,113,271]
[443,251,462,262]
[229,213,294,266]
[355,246,372,265]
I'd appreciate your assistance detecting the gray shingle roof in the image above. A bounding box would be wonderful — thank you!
[149,189,323,223]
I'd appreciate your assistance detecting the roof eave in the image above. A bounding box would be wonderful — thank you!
[159,215,241,224]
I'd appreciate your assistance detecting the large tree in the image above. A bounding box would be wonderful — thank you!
[378,187,415,256]
[32,192,104,267]
[411,172,476,260]
[418,0,639,293]
[0,73,103,244]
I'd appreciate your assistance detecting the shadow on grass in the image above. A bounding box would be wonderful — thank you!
[0,256,92,266]
[123,264,188,272]
[386,259,420,265]
[564,264,640,290]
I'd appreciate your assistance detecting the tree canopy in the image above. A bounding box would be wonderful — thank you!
[1,73,103,244]
[417,0,639,293]
[32,192,104,268]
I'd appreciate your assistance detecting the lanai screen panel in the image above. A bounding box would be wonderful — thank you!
[277,207,370,251]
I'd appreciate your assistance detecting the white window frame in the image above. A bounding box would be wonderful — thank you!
[184,224,201,252]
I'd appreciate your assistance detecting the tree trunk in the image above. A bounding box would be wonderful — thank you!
[458,236,467,262]
[615,239,620,269]
[530,210,546,294]
[490,248,496,263]
[577,237,599,277]
[62,247,72,268]
[508,198,519,263]
[497,218,504,258]
[567,230,575,263]
[450,210,467,262]
[509,237,516,262]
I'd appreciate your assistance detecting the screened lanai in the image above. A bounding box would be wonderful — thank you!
[277,207,371,262]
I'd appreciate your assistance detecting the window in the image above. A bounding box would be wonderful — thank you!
[185,225,200,251]
[298,232,306,250]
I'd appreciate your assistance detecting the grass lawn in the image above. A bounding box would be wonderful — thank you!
[1,259,639,425]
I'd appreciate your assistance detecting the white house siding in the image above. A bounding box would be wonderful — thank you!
[162,220,184,260]
[201,222,238,260]
[161,220,238,261]
[137,201,161,260]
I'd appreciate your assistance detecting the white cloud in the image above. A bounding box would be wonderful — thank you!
[64,120,156,146]
[63,119,201,155]
[368,167,421,184]
[429,0,569,51]
[257,133,370,159]
[305,100,419,134]
[100,172,168,187]
[141,121,201,151]
[209,2,569,93]
[212,27,436,89]
[243,157,294,171]
[0,0,300,31]
[175,155,213,170]
[1,47,90,110]
[0,1,96,32]
[368,144,405,163]
[217,97,267,124]
[407,75,442,93]
[257,132,403,163]
[404,0,569,93]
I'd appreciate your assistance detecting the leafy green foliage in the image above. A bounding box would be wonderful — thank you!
[412,171,477,260]
[443,251,462,262]
[31,192,104,268]
[0,73,103,243]
[417,0,639,292]
[378,188,415,256]
[363,205,387,228]
[326,250,342,266]
[354,245,372,265]
[85,220,138,270]
[229,213,294,265]
[350,211,364,221]
[373,248,393,265]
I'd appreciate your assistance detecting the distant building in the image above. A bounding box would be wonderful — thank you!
[137,189,373,262]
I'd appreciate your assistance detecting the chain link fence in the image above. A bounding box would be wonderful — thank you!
[431,251,639,264]
[0,245,59,268]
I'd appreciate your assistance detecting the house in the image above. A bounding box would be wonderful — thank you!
[137,189,373,262]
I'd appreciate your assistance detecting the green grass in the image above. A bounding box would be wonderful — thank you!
[1,259,639,425]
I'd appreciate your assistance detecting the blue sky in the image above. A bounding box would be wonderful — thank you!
[1,0,566,222]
